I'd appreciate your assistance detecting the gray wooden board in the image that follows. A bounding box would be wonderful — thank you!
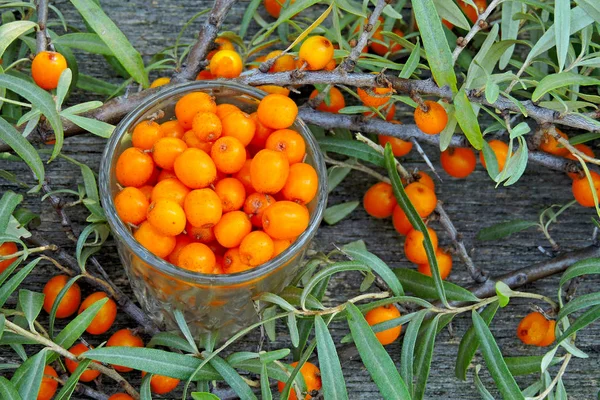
[1,0,599,398]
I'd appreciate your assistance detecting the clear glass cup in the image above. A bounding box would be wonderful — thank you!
[99,82,327,338]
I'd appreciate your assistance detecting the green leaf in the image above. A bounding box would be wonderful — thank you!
[558,292,600,322]
[455,301,500,381]
[0,258,40,308]
[343,247,404,296]
[474,365,495,400]
[255,0,321,43]
[0,314,4,342]
[433,0,470,30]
[0,191,23,233]
[287,313,299,347]
[465,24,499,89]
[140,372,152,400]
[394,268,479,302]
[412,0,457,91]
[229,358,304,391]
[0,21,36,59]
[49,275,83,338]
[495,281,516,308]
[346,303,412,399]
[454,89,484,150]
[499,1,522,69]
[505,355,560,376]
[471,310,524,399]
[0,377,21,400]
[61,114,115,138]
[327,163,353,193]
[17,289,44,330]
[400,310,427,396]
[476,220,538,241]
[555,0,570,71]
[0,117,44,188]
[559,258,600,292]
[315,315,349,400]
[53,32,113,55]
[209,356,257,400]
[574,0,600,24]
[53,358,93,400]
[173,309,199,354]
[147,332,197,353]
[324,201,359,225]
[413,316,440,400]
[399,40,421,79]
[52,297,108,355]
[69,0,148,87]
[260,362,273,400]
[532,72,600,102]
[319,137,384,167]
[240,0,261,39]
[191,393,220,400]
[11,348,47,400]
[55,69,72,109]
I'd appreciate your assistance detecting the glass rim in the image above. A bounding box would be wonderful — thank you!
[99,81,328,286]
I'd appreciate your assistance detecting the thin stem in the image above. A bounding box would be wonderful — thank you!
[323,155,390,183]
[299,291,390,315]
[0,97,32,108]
[530,353,572,400]
[0,245,58,260]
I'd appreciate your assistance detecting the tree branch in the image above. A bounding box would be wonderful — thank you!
[35,0,50,53]
[451,0,501,62]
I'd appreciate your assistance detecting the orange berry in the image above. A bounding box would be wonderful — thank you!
[221,110,256,146]
[357,87,392,108]
[107,329,144,372]
[235,159,255,194]
[147,199,186,236]
[417,248,452,280]
[413,171,435,191]
[132,121,163,150]
[258,85,291,97]
[266,50,296,72]
[250,112,275,148]
[66,344,100,382]
[244,192,276,227]
[214,211,252,248]
[263,201,309,240]
[31,51,67,90]
[572,171,600,207]
[142,372,180,395]
[214,177,246,212]
[186,223,215,243]
[184,188,223,227]
[151,178,190,207]
[216,103,241,120]
[537,320,556,347]
[281,163,319,204]
[251,149,290,193]
[159,120,185,139]
[277,361,321,400]
[183,130,213,152]
[257,94,298,130]
[309,87,346,113]
[0,241,18,273]
[566,143,594,161]
[379,135,412,157]
[265,129,306,164]
[273,238,293,257]
[264,0,295,18]
[239,231,274,266]
[207,37,235,60]
[78,292,117,335]
[414,101,448,135]
[177,242,216,273]
[175,92,217,129]
[152,137,188,170]
[108,394,134,400]
[43,275,81,318]
[392,205,414,235]
[37,365,58,400]
[516,312,551,345]
[540,128,569,157]
[174,148,217,189]
[405,182,437,218]
[223,247,253,273]
[157,169,177,182]
[404,227,438,264]
[134,221,176,258]
[209,50,243,78]
[479,140,509,172]
[324,58,336,71]
[440,147,476,178]
[192,112,222,142]
[196,69,214,80]
[116,147,155,188]
[299,36,334,70]
[211,136,247,174]
[365,304,402,345]
[150,77,170,88]
[167,234,193,265]
[363,182,396,219]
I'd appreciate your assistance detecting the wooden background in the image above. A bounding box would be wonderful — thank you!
[2,0,600,398]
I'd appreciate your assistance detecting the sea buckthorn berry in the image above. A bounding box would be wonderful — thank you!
[266,50,296,72]
[417,248,452,280]
[142,372,180,395]
[134,221,176,258]
[363,182,396,219]
[116,147,155,188]
[273,238,293,257]
[235,159,255,194]
[405,182,437,218]
[31,51,67,90]
[281,163,318,204]
[147,199,186,236]
[480,140,509,172]
[223,247,252,273]
[211,136,247,174]
[221,110,256,146]
[151,178,190,207]
[43,275,81,318]
[174,148,217,189]
[215,177,246,212]
[186,223,215,243]
[244,193,276,227]
[239,231,274,266]
[66,344,101,382]
[324,58,336,71]
[196,69,214,80]
[537,320,556,347]
[371,28,404,55]
[277,361,322,400]
[150,77,170,88]
[209,49,243,78]
[258,84,291,97]
[160,120,185,139]
[207,37,235,60]
[357,87,392,108]
[175,92,217,129]
[108,394,134,400]
[183,130,213,152]
[414,101,448,135]
[107,329,144,372]
[264,0,295,18]
[309,87,346,114]
[37,365,58,400]
[257,94,298,130]
[168,235,193,265]
[379,135,412,157]
[263,201,309,240]
[299,36,334,70]
[459,0,487,23]
[146,167,160,186]
[414,171,435,191]
[177,242,217,273]
[157,169,177,182]
[152,138,188,170]
[404,227,438,264]
[192,112,222,142]
[214,211,252,248]
[265,129,306,164]
[78,292,117,335]
[440,147,476,178]
[132,121,163,150]
[0,241,18,273]
[540,128,569,157]
[184,188,223,227]
[251,149,290,193]
[365,304,402,345]
[572,171,600,207]
[392,205,414,235]
[517,312,551,346]
[216,103,241,119]
[566,143,594,161]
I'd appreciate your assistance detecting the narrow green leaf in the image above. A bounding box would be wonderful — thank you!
[454,90,484,149]
[574,0,600,24]
[140,372,152,400]
[0,377,21,400]
[0,21,36,59]
[474,365,495,400]
[324,201,359,225]
[394,268,479,302]
[476,220,538,241]
[559,258,600,291]
[315,315,349,400]
[0,191,23,233]
[0,118,44,187]
[433,0,470,30]
[465,24,500,89]
[49,275,83,338]
[209,356,257,400]
[53,359,93,400]
[53,32,113,55]
[319,137,384,167]
[400,309,427,395]
[413,316,440,400]
[0,258,40,308]
[0,314,4,342]
[287,313,299,348]
[17,289,44,330]
[327,163,353,193]
[55,69,72,109]
[229,359,304,391]
[62,114,115,138]
[399,40,421,79]
[505,355,560,376]
[173,309,200,354]
[499,1,522,69]
[191,393,220,400]
[532,72,600,102]
[147,332,195,352]
[555,0,570,71]
[255,0,321,43]
[558,292,600,322]
[343,247,404,296]
[11,348,47,400]
[52,297,108,354]
[240,0,261,38]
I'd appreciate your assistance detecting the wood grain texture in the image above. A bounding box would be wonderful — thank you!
[1,1,600,398]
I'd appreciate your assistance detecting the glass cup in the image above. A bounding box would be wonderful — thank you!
[99,81,327,338]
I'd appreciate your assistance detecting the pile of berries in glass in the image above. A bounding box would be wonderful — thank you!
[113,92,318,274]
